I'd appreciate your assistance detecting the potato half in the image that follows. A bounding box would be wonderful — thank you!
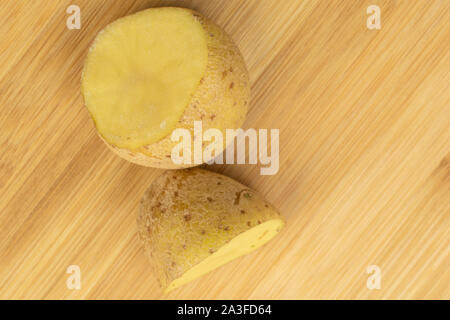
[81,7,250,168]
[137,168,285,292]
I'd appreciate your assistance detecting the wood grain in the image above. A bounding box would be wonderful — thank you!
[0,0,449,299]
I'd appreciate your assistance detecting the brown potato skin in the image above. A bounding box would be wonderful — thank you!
[137,168,283,290]
[96,9,250,168]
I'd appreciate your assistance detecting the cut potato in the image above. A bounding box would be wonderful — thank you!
[81,7,250,168]
[137,168,285,292]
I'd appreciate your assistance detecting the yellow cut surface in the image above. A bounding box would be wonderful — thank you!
[81,8,208,148]
[165,219,284,293]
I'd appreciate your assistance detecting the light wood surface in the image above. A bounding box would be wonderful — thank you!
[0,0,449,300]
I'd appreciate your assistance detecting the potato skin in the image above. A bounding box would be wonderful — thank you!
[98,9,250,168]
[137,168,282,289]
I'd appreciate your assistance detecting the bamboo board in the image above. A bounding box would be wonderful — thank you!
[0,0,449,299]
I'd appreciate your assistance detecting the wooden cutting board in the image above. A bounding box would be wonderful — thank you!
[0,0,448,299]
